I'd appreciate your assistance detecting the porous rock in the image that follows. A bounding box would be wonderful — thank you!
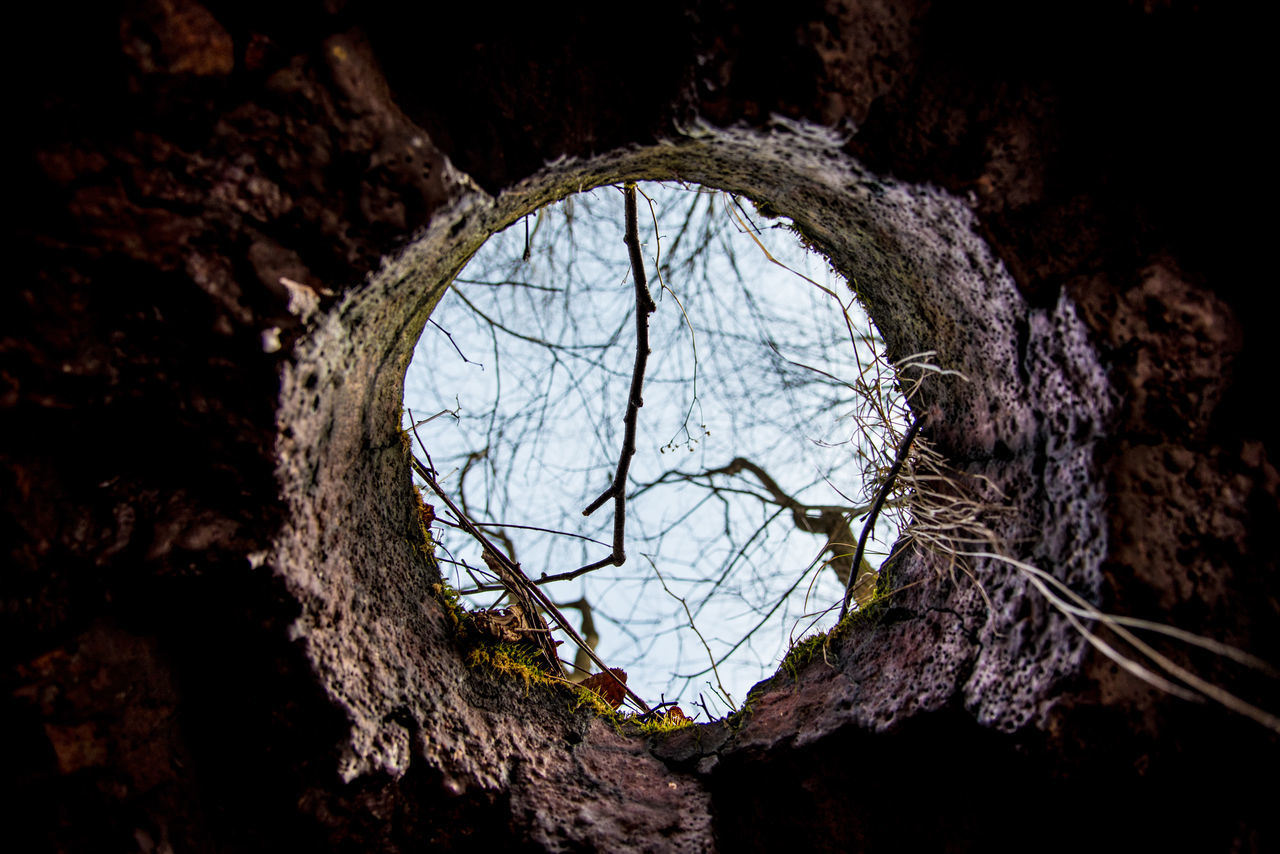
[6,2,1275,851]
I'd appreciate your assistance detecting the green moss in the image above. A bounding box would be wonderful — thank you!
[629,710,695,735]
[780,631,835,680]
[397,417,413,455]
[725,687,763,730]
[834,551,899,632]
[571,686,622,720]
[466,642,558,692]
[566,698,696,735]
[410,485,437,559]
[466,642,698,735]
[773,557,901,684]
[464,636,625,728]
[431,580,469,634]
[837,593,888,631]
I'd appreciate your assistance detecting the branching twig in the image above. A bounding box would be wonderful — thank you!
[636,456,887,593]
[646,555,735,708]
[581,183,658,573]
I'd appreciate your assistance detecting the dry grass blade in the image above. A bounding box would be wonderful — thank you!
[890,410,1280,734]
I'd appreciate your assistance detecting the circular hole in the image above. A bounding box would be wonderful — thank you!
[403,181,912,716]
[274,127,1125,783]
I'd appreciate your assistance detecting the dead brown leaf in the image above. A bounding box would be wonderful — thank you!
[580,668,628,709]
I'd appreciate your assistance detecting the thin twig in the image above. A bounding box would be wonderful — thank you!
[840,411,927,620]
[646,555,735,708]
[471,522,610,548]
[429,318,482,367]
[636,185,706,452]
[453,276,563,293]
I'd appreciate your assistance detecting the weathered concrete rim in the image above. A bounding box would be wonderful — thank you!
[268,117,1111,810]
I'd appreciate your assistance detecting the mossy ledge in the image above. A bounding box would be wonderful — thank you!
[776,554,902,682]
[463,635,695,736]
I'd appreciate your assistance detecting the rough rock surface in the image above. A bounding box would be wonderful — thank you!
[6,2,1276,851]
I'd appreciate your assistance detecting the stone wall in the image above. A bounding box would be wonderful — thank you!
[6,2,1275,850]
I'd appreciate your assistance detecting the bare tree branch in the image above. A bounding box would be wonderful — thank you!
[580,183,658,573]
[405,181,913,714]
[410,417,651,713]
[635,456,888,600]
